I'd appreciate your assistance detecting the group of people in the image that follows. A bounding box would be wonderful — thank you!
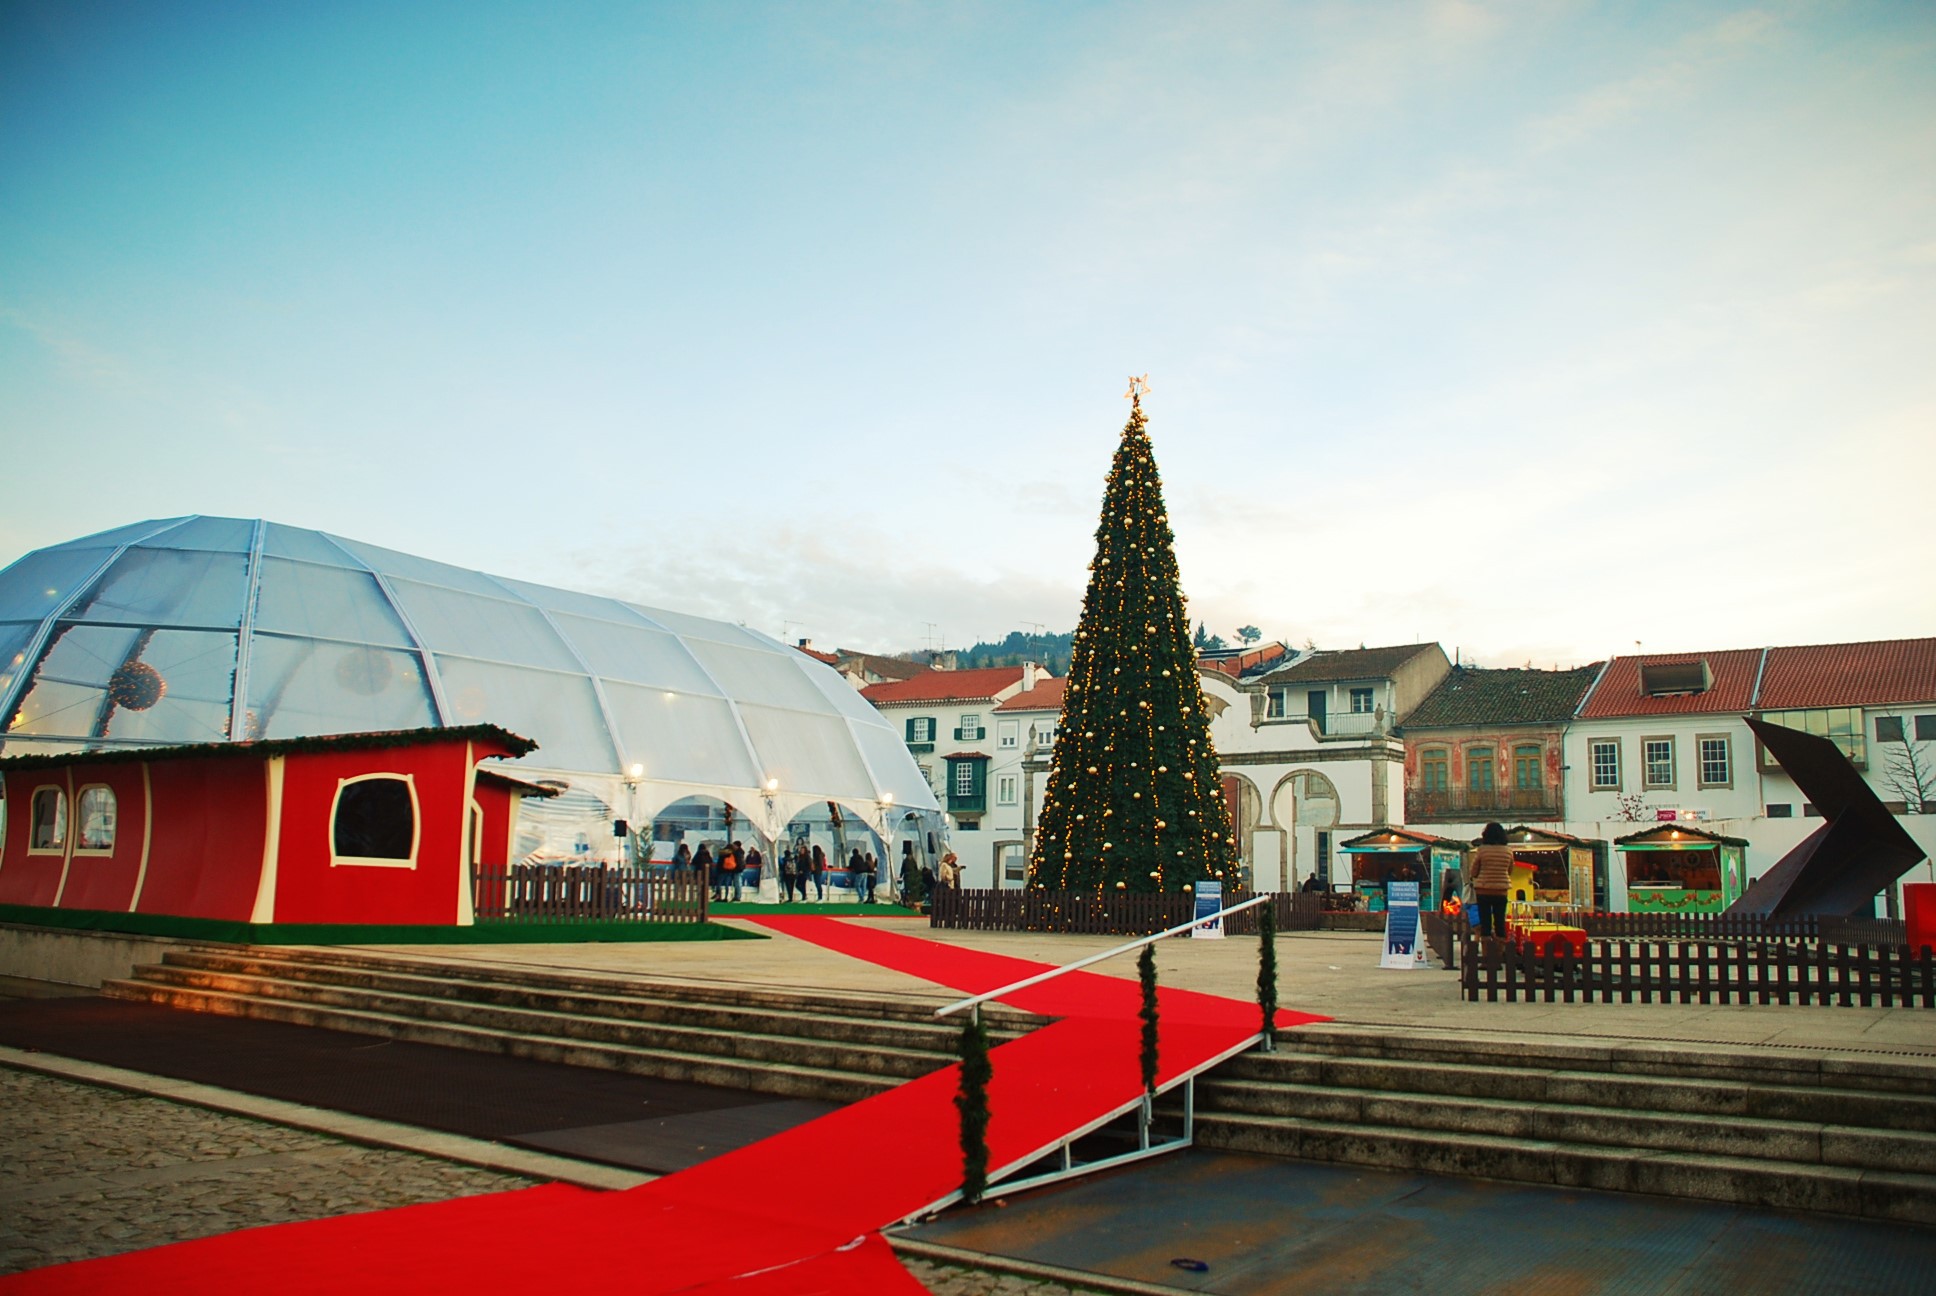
[668,840,764,902]
[660,837,961,906]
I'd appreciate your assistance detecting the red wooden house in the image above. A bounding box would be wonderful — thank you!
[0,726,547,927]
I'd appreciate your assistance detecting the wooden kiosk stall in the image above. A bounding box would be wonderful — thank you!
[1501,825,1605,913]
[1614,823,1748,914]
[1337,828,1469,913]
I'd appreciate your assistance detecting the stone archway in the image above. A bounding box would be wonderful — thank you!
[1271,769,1340,889]
[1220,773,1263,889]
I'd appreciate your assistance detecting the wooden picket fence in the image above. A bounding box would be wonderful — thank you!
[928,887,1322,936]
[1460,936,1935,1008]
[472,863,709,924]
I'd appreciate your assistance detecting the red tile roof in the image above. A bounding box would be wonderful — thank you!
[859,666,1027,705]
[793,645,839,665]
[1198,643,1291,678]
[995,679,1067,712]
[1576,649,1763,718]
[1756,638,1936,710]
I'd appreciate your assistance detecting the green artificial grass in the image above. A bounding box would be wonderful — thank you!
[0,904,764,945]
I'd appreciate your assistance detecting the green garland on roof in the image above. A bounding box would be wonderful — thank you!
[0,724,539,772]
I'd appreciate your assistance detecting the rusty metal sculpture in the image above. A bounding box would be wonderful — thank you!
[1728,718,1927,918]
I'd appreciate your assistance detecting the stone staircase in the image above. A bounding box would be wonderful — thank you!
[102,946,1036,1103]
[1183,1022,1936,1225]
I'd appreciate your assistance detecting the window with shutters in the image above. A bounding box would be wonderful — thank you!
[1514,745,1542,790]
[1419,749,1449,792]
[1467,750,1495,792]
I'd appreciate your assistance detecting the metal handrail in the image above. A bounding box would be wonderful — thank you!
[933,893,1270,1019]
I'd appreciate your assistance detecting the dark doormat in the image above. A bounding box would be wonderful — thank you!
[513,1098,839,1174]
[0,997,839,1171]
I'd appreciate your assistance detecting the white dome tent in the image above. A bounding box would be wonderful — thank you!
[0,517,940,868]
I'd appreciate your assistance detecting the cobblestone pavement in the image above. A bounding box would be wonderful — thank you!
[1,1066,1092,1292]
[902,1258,1086,1295]
[0,1066,533,1276]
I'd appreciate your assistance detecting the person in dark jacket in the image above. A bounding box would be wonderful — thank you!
[779,842,801,902]
[809,844,828,901]
[693,844,716,899]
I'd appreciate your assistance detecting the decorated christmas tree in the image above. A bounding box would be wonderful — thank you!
[1030,379,1234,893]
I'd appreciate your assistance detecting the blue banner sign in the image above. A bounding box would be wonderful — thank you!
[1192,880,1224,939]
[1380,880,1421,969]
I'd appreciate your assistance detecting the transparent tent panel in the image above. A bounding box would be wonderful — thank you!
[9,627,239,744]
[627,605,772,651]
[737,704,876,801]
[251,558,415,648]
[245,635,437,740]
[0,621,42,699]
[492,576,657,627]
[432,655,618,773]
[802,660,901,726]
[262,523,363,569]
[684,639,831,713]
[602,680,762,789]
[852,722,942,809]
[0,545,118,622]
[331,536,512,598]
[71,548,249,629]
[141,516,254,553]
[60,518,193,551]
[386,578,581,672]
[550,613,724,696]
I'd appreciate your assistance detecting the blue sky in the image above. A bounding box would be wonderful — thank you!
[3,1,1932,668]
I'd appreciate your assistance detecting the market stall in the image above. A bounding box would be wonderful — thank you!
[1501,825,1605,912]
[1337,828,1468,913]
[1614,824,1748,914]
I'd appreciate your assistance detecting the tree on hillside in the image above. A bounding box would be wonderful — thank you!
[1030,382,1235,893]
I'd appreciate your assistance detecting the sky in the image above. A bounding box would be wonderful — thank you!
[3,1,1933,670]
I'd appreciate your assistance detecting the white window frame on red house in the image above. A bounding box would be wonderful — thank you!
[330,772,421,870]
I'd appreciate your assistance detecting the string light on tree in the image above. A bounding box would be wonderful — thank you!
[1029,377,1236,894]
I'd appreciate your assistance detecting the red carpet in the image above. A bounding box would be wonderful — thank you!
[6,917,1325,1294]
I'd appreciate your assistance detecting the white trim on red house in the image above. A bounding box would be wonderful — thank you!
[251,755,286,923]
[328,772,423,870]
[130,761,154,913]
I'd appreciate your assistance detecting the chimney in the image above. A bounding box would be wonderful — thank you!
[797,638,812,650]
[1022,661,1040,691]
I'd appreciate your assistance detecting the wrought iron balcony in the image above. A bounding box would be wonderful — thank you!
[1405,785,1563,821]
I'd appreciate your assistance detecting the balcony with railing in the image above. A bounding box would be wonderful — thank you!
[1405,784,1563,821]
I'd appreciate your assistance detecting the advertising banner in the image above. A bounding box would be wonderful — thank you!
[1192,880,1224,938]
[1380,880,1421,969]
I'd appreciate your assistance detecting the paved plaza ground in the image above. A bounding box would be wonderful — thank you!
[3,920,1933,1292]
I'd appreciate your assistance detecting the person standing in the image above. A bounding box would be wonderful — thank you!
[779,842,800,902]
[809,844,828,901]
[938,851,961,889]
[847,848,864,902]
[693,843,716,900]
[720,841,744,902]
[1471,822,1515,949]
[899,842,921,908]
[857,851,878,904]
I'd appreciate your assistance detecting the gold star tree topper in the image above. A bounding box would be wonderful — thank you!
[1123,373,1152,403]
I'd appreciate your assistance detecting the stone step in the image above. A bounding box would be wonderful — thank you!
[1220,1049,1936,1133]
[108,968,947,1080]
[1193,1077,1936,1174]
[159,946,1039,1033]
[1267,1023,1936,1095]
[1191,1110,1936,1227]
[99,979,905,1105]
[142,957,989,1055]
